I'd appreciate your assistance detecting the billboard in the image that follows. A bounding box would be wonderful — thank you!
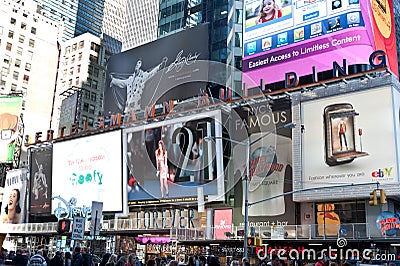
[125,110,224,206]
[1,169,28,224]
[52,130,123,214]
[0,96,23,164]
[104,24,209,115]
[29,148,52,215]
[58,92,78,136]
[230,103,296,226]
[214,209,233,240]
[242,0,398,84]
[300,86,397,189]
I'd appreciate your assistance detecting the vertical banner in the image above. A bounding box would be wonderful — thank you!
[90,201,103,236]
[0,96,23,163]
[1,169,28,224]
[29,149,52,214]
[214,209,233,240]
[72,216,85,240]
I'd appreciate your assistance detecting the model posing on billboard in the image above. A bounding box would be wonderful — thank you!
[109,57,168,113]
[33,162,48,200]
[256,0,282,24]
[2,188,21,224]
[156,140,169,198]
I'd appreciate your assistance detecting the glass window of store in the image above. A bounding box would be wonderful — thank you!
[315,201,366,237]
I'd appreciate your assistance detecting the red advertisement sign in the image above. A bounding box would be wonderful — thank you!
[214,209,233,240]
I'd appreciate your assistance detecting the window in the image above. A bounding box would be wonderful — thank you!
[88,118,94,127]
[79,41,84,49]
[68,79,72,86]
[90,92,97,101]
[90,42,100,52]
[78,52,82,61]
[0,26,3,35]
[25,63,31,71]
[93,68,99,77]
[4,55,10,64]
[87,78,92,86]
[84,90,90,99]
[23,74,29,84]
[29,39,35,48]
[19,35,25,43]
[89,104,95,114]
[21,22,27,30]
[17,47,23,55]
[8,30,14,39]
[71,55,75,64]
[11,84,17,91]
[88,65,93,74]
[89,55,98,63]
[83,103,89,112]
[69,67,74,75]
[72,43,77,52]
[75,77,79,85]
[92,80,98,90]
[65,46,71,54]
[2,67,8,76]
[15,59,21,68]
[10,18,16,25]
[31,27,36,34]
[6,42,12,51]
[77,65,81,73]
[13,71,19,80]
[27,51,33,60]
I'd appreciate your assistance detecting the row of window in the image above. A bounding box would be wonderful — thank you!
[65,41,85,54]
[7,30,35,47]
[8,18,37,34]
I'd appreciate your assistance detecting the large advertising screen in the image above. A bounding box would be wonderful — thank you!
[0,96,23,164]
[230,103,296,226]
[301,86,397,188]
[104,24,209,116]
[243,0,398,84]
[1,169,28,224]
[29,148,52,215]
[125,110,224,206]
[52,130,123,213]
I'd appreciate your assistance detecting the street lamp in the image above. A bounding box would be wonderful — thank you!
[204,122,296,259]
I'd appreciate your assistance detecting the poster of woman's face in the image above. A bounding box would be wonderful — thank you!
[0,169,27,224]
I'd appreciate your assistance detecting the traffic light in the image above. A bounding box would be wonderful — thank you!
[379,189,387,205]
[247,237,256,246]
[369,189,377,206]
[255,237,262,247]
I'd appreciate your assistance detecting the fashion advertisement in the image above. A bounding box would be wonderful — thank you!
[1,169,28,224]
[301,86,397,188]
[0,96,23,164]
[29,148,52,215]
[230,104,296,226]
[125,110,223,206]
[104,24,209,115]
[243,0,398,84]
[52,130,123,214]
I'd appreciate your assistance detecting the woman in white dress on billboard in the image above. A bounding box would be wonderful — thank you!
[156,140,169,198]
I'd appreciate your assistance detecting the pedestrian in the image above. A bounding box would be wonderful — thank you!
[106,254,117,266]
[125,254,140,266]
[43,250,51,266]
[100,253,111,266]
[12,249,28,266]
[82,248,92,266]
[207,256,220,266]
[146,259,156,266]
[168,261,178,266]
[116,256,126,266]
[72,247,83,266]
[50,251,64,266]
[187,256,196,266]
[65,252,72,266]
[28,250,47,266]
[198,256,206,266]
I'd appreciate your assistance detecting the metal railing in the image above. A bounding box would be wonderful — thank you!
[0,221,393,241]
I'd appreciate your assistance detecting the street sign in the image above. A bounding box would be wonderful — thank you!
[90,201,103,236]
[72,216,85,240]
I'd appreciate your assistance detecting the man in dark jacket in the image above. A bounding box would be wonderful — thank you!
[50,251,64,266]
[12,249,28,266]
[72,247,83,266]
[82,248,92,266]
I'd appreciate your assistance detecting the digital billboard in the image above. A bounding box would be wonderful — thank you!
[125,110,224,206]
[229,103,296,226]
[1,169,28,224]
[0,96,23,164]
[243,0,398,84]
[52,130,123,214]
[300,86,397,189]
[214,209,233,240]
[29,148,52,215]
[104,24,209,116]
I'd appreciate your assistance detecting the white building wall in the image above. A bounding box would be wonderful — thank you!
[122,0,159,51]
[0,0,59,149]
